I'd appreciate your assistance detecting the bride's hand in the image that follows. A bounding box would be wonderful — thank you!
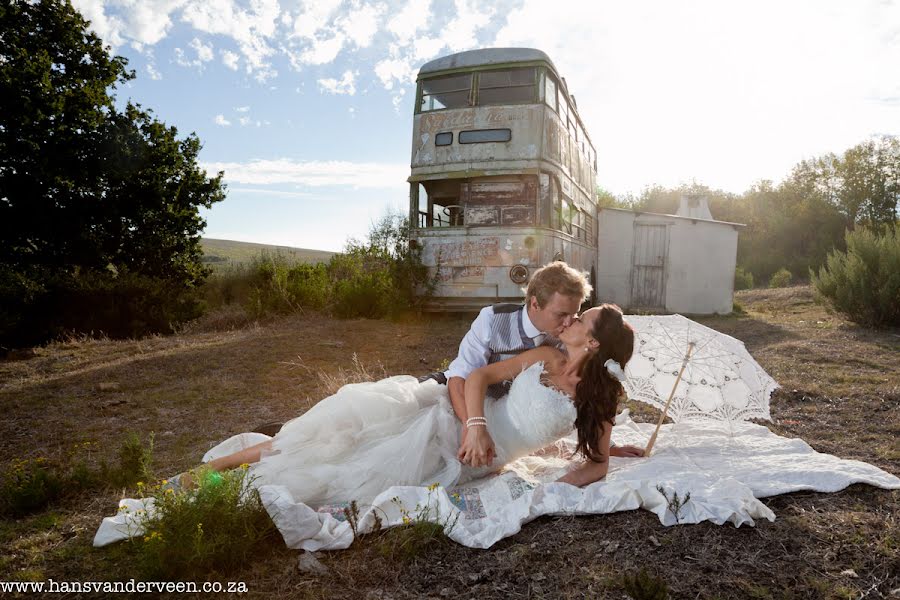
[457,427,496,468]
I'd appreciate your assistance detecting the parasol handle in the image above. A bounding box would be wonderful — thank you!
[644,342,695,457]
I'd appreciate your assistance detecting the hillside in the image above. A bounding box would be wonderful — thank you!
[201,237,335,266]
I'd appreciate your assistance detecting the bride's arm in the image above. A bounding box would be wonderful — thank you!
[457,347,558,468]
[555,423,612,486]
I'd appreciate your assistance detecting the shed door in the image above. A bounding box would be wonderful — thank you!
[630,224,668,309]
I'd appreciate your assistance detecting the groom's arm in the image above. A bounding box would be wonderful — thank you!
[448,377,467,423]
[444,306,493,420]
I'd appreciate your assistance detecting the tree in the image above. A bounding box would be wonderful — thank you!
[836,136,899,231]
[0,0,225,346]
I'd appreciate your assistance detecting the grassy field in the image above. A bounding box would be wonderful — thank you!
[201,237,335,267]
[0,286,898,598]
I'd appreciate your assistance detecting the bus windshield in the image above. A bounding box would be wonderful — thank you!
[419,67,537,112]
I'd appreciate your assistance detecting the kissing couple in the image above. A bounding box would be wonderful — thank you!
[167,261,644,503]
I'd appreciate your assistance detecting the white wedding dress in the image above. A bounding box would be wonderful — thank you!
[248,362,577,507]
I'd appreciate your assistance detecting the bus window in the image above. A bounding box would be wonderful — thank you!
[419,181,464,226]
[558,90,568,123]
[477,67,536,105]
[543,74,557,112]
[559,197,574,235]
[420,73,472,112]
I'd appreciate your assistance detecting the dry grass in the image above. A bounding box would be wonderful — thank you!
[1,286,898,598]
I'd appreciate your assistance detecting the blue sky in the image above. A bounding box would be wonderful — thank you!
[73,0,899,251]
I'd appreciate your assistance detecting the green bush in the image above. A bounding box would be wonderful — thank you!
[0,458,65,516]
[134,467,276,578]
[0,434,155,516]
[811,227,900,327]
[768,268,792,288]
[734,267,754,290]
[210,214,434,321]
[107,433,154,488]
[0,267,204,348]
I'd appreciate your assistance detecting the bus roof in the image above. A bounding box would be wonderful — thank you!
[418,47,557,77]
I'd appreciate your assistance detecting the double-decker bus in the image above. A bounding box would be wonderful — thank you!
[408,48,598,310]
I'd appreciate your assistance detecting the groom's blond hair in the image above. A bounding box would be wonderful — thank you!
[525,261,591,308]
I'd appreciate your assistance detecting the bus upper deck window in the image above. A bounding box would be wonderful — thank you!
[477,67,536,105]
[420,74,472,112]
[544,75,557,111]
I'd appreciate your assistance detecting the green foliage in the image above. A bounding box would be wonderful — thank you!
[133,467,276,578]
[0,458,64,516]
[734,267,754,290]
[0,268,205,347]
[107,433,154,488]
[244,253,331,317]
[0,433,154,516]
[205,214,434,320]
[769,268,793,288]
[377,487,458,561]
[811,227,900,327]
[621,569,670,600]
[0,0,224,348]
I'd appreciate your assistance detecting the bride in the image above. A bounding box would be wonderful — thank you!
[172,304,640,504]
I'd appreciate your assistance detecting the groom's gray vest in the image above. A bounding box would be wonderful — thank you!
[486,304,562,397]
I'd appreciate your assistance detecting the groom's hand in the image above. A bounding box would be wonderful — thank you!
[458,428,496,468]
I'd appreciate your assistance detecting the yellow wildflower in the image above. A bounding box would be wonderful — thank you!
[239,463,250,470]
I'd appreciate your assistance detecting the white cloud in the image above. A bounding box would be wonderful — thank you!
[229,187,311,198]
[221,49,240,70]
[387,0,431,45]
[214,114,231,126]
[318,70,357,95]
[181,0,280,80]
[146,62,162,80]
[287,0,343,39]
[203,158,409,188]
[338,1,385,49]
[235,105,250,112]
[374,57,415,90]
[73,0,186,51]
[190,37,214,62]
[298,32,346,65]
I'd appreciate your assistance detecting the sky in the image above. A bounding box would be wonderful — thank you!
[72,0,900,252]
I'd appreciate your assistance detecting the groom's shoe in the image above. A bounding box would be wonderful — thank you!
[417,372,447,384]
[252,421,283,437]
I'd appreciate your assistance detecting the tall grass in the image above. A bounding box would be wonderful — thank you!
[202,214,434,320]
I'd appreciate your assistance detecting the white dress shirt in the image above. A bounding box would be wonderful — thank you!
[444,305,545,380]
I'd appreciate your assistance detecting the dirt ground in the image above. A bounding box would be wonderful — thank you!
[1,286,898,598]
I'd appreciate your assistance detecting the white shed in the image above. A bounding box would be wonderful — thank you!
[595,196,744,315]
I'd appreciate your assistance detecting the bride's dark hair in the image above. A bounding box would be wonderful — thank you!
[573,304,634,463]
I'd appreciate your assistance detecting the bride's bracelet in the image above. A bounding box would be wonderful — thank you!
[465,416,488,428]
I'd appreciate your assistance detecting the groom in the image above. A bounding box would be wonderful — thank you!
[435,260,586,415]
[432,260,644,458]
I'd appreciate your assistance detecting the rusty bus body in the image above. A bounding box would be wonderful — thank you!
[408,48,598,310]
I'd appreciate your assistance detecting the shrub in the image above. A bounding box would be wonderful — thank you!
[0,267,205,348]
[621,569,669,600]
[768,268,792,288]
[134,467,276,578]
[107,433,154,488]
[376,485,458,561]
[811,227,900,327]
[0,458,65,516]
[0,434,155,516]
[734,267,754,290]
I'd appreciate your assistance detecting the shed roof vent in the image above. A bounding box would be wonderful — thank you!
[676,194,713,220]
